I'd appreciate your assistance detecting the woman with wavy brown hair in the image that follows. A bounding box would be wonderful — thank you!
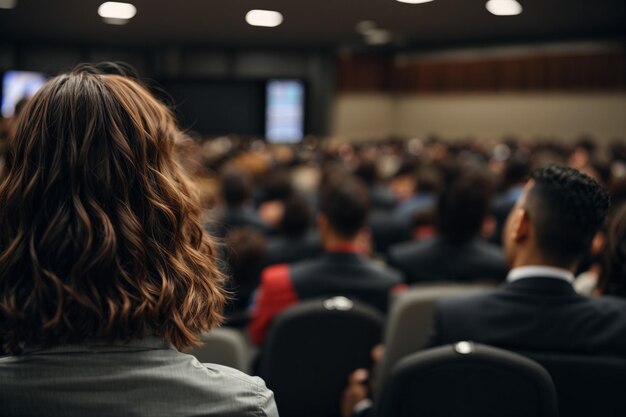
[0,68,278,417]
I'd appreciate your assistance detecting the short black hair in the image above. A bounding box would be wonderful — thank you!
[526,165,610,265]
[280,195,312,237]
[354,159,378,187]
[437,170,494,243]
[319,176,370,238]
[221,169,252,207]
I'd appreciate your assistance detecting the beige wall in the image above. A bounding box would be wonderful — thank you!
[332,92,626,142]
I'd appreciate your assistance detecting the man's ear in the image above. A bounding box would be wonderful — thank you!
[512,208,531,242]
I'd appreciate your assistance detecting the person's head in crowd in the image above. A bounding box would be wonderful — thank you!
[436,170,494,243]
[578,158,612,186]
[225,227,267,285]
[261,170,293,202]
[609,175,626,209]
[504,165,610,271]
[0,69,226,354]
[416,165,444,195]
[257,170,293,228]
[220,167,253,209]
[279,195,312,237]
[502,154,530,189]
[318,176,371,250]
[354,159,379,188]
[569,137,597,170]
[599,203,626,297]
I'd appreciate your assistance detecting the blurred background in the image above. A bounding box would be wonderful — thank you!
[0,0,624,143]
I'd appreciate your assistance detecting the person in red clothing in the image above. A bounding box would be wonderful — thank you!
[249,176,406,345]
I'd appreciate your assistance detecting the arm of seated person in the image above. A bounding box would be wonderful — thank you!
[248,264,298,345]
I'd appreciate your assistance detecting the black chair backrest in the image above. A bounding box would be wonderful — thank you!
[257,297,384,417]
[377,342,559,417]
[519,351,626,417]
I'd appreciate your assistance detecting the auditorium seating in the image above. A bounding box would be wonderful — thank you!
[519,351,626,417]
[186,327,253,374]
[377,342,559,417]
[374,282,495,396]
[257,297,384,417]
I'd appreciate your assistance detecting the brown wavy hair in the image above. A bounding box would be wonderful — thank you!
[0,70,226,354]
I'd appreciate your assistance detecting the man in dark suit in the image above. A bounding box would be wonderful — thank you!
[341,165,626,417]
[249,176,405,345]
[430,165,626,355]
[388,170,507,283]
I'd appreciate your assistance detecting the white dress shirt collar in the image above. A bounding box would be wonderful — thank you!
[506,265,575,284]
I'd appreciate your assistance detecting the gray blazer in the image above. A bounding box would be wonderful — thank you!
[0,337,278,417]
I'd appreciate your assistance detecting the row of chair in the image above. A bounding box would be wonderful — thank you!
[187,283,626,417]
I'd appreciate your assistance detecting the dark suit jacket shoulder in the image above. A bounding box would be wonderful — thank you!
[389,236,507,284]
[431,277,626,356]
[265,232,323,266]
[290,252,404,312]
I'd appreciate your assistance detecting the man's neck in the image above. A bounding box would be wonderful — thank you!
[510,254,576,274]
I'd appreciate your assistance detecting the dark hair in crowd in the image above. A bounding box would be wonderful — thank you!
[220,168,252,207]
[280,195,312,237]
[600,204,626,297]
[319,176,370,238]
[525,165,610,265]
[437,170,494,243]
[0,69,226,354]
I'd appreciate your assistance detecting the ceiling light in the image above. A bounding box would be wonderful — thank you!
[396,0,434,4]
[365,29,392,46]
[486,0,523,16]
[245,9,283,28]
[98,2,137,25]
[0,0,17,9]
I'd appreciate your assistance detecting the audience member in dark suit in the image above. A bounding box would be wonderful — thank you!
[265,195,323,266]
[249,176,405,345]
[430,166,626,356]
[388,170,507,283]
[210,168,270,237]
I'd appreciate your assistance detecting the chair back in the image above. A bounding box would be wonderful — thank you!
[375,282,495,395]
[520,351,626,417]
[257,297,384,417]
[186,327,252,373]
[377,342,559,417]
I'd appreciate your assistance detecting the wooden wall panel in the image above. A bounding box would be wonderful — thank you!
[337,49,626,93]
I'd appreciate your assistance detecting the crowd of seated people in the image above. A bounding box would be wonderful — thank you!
[1,62,626,416]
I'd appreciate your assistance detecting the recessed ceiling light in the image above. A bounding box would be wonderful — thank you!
[98,2,137,25]
[396,0,434,4]
[486,0,523,16]
[0,0,17,9]
[245,9,283,28]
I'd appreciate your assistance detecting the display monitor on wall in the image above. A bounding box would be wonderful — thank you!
[265,79,305,143]
[1,71,48,118]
